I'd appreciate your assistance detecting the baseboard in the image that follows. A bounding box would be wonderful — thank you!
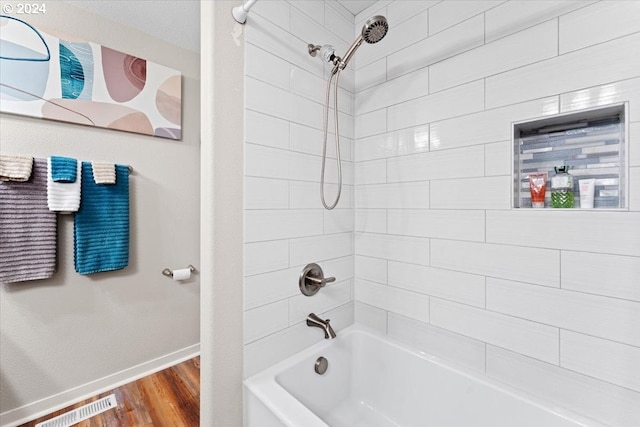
[0,344,200,427]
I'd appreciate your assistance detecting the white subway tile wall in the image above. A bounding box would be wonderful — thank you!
[430,297,560,364]
[484,0,597,43]
[387,312,487,373]
[559,330,640,393]
[355,279,431,324]
[387,14,485,81]
[486,345,640,426]
[428,0,503,36]
[485,32,640,109]
[354,301,388,333]
[245,1,640,425]
[350,1,640,426]
[243,1,356,377]
[430,20,559,93]
[558,0,640,54]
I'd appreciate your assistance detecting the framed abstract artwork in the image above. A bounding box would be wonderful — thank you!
[0,15,182,140]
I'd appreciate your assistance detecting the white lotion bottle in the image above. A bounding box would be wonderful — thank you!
[579,179,595,208]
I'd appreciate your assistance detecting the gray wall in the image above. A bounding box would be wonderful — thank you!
[0,2,200,424]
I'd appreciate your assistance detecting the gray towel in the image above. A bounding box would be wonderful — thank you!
[0,158,57,283]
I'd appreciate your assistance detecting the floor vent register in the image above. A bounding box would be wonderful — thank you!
[35,394,117,427]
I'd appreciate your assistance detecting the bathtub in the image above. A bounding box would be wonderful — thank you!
[244,326,604,427]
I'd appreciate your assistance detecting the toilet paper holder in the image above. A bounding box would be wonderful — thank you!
[162,264,196,278]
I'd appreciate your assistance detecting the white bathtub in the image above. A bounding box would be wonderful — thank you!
[244,326,605,427]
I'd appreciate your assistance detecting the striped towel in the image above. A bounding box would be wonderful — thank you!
[0,154,33,181]
[74,162,129,275]
[0,158,57,283]
[47,157,81,213]
[50,156,77,182]
[91,161,116,184]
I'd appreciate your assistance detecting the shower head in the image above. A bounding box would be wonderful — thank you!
[336,15,389,72]
[362,15,389,44]
[314,15,389,210]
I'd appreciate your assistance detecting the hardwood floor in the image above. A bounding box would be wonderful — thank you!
[19,357,200,427]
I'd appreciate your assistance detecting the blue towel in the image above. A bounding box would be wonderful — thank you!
[50,156,77,182]
[74,162,129,275]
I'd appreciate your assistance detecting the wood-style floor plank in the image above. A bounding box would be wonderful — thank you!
[18,357,199,427]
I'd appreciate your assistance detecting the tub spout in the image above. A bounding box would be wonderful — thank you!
[306,313,336,339]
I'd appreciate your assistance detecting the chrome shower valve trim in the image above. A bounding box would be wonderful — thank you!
[299,263,335,296]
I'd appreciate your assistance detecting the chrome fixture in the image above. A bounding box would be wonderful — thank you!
[334,15,389,74]
[315,356,329,375]
[307,313,336,339]
[307,44,340,67]
[299,263,335,296]
[308,16,389,75]
[308,16,390,210]
[232,0,257,24]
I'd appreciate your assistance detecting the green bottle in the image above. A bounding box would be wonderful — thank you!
[551,166,574,208]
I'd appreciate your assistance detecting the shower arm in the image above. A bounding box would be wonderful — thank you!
[307,44,321,56]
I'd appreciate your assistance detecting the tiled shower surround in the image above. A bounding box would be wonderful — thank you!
[243,1,640,426]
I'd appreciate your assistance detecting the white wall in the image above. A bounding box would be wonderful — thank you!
[0,2,200,425]
[201,1,244,425]
[241,1,640,424]
[242,0,357,377]
[352,1,640,426]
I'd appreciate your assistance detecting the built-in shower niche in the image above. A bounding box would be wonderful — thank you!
[513,103,628,209]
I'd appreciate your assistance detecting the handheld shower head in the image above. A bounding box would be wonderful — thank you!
[314,16,389,210]
[362,15,389,44]
[336,15,389,72]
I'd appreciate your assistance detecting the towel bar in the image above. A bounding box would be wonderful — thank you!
[162,264,196,278]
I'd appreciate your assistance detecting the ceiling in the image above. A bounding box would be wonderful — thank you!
[63,0,380,53]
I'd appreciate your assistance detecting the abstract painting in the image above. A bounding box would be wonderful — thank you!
[0,15,182,140]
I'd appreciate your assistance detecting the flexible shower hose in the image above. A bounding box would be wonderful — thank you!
[320,68,342,210]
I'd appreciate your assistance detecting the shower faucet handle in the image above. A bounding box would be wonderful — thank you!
[299,263,335,296]
[306,275,336,286]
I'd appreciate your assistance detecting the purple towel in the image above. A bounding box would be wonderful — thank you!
[0,158,57,283]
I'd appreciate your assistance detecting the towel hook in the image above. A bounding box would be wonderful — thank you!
[162,264,196,278]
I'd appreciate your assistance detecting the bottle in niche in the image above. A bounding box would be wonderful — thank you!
[551,165,574,208]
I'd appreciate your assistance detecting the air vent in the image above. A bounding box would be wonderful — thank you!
[35,394,117,427]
